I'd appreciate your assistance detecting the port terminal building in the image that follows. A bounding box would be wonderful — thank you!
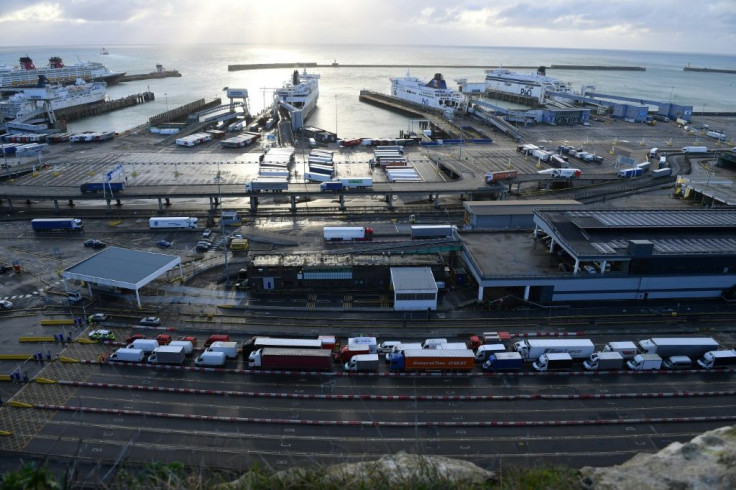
[461,208,736,304]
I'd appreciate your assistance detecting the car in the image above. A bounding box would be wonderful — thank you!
[125,333,147,344]
[0,300,13,310]
[89,329,115,341]
[139,316,161,326]
[83,239,96,247]
[155,334,172,345]
[83,239,106,249]
[202,228,212,238]
[156,240,171,248]
[177,335,198,347]
[88,313,109,323]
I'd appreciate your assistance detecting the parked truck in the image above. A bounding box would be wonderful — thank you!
[344,353,380,372]
[601,341,639,359]
[347,337,377,353]
[389,349,475,372]
[323,226,374,241]
[485,170,518,183]
[147,345,186,365]
[706,130,726,141]
[583,351,625,370]
[697,350,736,369]
[637,337,719,359]
[482,352,523,371]
[681,146,708,154]
[242,336,327,358]
[31,218,83,232]
[80,182,124,194]
[244,177,288,193]
[148,217,198,229]
[618,167,644,178]
[627,353,663,371]
[334,343,371,363]
[410,225,457,239]
[109,348,145,363]
[514,339,595,361]
[474,344,507,362]
[320,181,344,192]
[322,177,372,189]
[248,348,333,371]
[532,352,574,371]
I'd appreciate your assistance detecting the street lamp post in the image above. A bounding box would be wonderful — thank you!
[164,93,169,124]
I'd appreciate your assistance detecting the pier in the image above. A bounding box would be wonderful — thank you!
[229,62,645,71]
[54,91,155,124]
[119,70,182,82]
[683,66,736,74]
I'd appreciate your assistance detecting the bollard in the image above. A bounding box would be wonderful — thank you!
[47,350,52,360]
[66,333,71,342]
[22,372,28,383]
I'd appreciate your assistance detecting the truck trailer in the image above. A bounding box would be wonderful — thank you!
[697,350,736,369]
[248,348,333,371]
[80,182,124,193]
[242,336,327,358]
[344,353,380,372]
[637,337,719,359]
[514,339,595,361]
[31,218,83,232]
[410,225,457,239]
[244,177,288,193]
[681,146,708,154]
[485,170,518,183]
[482,352,523,371]
[601,341,638,359]
[148,217,198,229]
[583,351,624,370]
[334,177,373,189]
[147,345,186,365]
[323,226,373,241]
[389,349,475,372]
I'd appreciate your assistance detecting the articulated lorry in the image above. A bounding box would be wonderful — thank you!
[149,217,198,229]
[697,350,736,369]
[242,336,328,358]
[601,341,639,359]
[514,339,595,361]
[80,182,124,193]
[323,226,373,241]
[244,178,288,193]
[147,345,186,365]
[637,337,719,359]
[31,218,83,231]
[389,349,475,372]
[248,348,333,371]
[410,225,457,239]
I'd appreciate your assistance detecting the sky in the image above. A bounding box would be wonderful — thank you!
[0,0,735,55]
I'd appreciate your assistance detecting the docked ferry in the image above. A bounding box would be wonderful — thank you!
[390,72,465,117]
[275,68,320,131]
[0,76,107,123]
[0,55,125,89]
[459,66,573,105]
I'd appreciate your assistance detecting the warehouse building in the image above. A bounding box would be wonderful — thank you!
[391,267,438,311]
[462,200,582,230]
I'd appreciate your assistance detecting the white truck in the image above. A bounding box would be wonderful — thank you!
[335,177,373,189]
[323,226,374,241]
[583,351,624,370]
[474,344,507,362]
[344,353,380,372]
[706,130,726,141]
[637,337,719,359]
[148,345,186,365]
[627,353,663,371]
[207,341,239,359]
[348,337,378,354]
[149,217,198,230]
[195,351,227,367]
[514,339,595,361]
[244,177,288,193]
[697,350,736,369]
[601,341,639,359]
[532,352,573,371]
[109,348,145,363]
[681,146,708,154]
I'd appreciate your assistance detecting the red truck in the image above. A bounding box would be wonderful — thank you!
[248,348,333,371]
[389,349,475,372]
[334,344,371,363]
[485,170,518,184]
[467,331,511,350]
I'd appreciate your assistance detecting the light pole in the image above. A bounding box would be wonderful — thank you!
[164,93,169,124]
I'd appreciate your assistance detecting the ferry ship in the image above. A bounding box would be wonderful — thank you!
[459,66,572,105]
[275,68,320,131]
[0,76,107,123]
[0,55,125,89]
[390,72,465,118]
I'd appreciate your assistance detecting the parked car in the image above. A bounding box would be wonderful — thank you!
[139,316,161,326]
[202,228,212,238]
[177,335,198,347]
[88,313,109,323]
[0,300,13,310]
[125,333,146,344]
[89,329,115,341]
[156,240,172,248]
[155,334,172,345]
[83,239,106,249]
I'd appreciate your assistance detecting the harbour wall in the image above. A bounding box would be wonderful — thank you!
[229,63,645,71]
[55,91,155,125]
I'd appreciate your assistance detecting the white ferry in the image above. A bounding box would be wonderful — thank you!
[459,66,573,104]
[390,72,465,117]
[0,55,125,89]
[275,68,319,131]
[0,76,107,123]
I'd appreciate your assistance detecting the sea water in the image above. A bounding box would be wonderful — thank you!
[1,44,735,137]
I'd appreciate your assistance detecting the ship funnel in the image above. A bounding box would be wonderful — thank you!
[292,70,300,86]
[537,66,547,76]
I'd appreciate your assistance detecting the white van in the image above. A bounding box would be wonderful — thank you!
[663,355,692,370]
[207,341,238,358]
[127,339,159,354]
[422,338,448,349]
[648,147,659,158]
[109,348,145,363]
[195,351,227,367]
[309,138,317,148]
[168,340,193,355]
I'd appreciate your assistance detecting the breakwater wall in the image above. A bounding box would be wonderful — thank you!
[120,70,182,82]
[229,62,645,71]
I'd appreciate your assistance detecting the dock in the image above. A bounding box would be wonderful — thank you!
[229,62,645,72]
[54,91,155,124]
[119,70,182,82]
